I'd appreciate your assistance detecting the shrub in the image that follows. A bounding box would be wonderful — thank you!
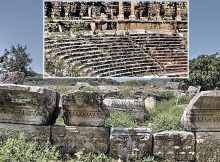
[158,91,175,101]
[177,95,191,105]
[148,99,184,132]
[0,134,59,162]
[105,111,137,128]
[73,150,111,162]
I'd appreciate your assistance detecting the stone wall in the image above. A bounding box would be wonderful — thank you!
[0,84,218,161]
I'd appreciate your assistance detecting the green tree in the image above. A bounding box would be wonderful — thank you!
[0,44,32,74]
[189,53,220,90]
[172,52,220,90]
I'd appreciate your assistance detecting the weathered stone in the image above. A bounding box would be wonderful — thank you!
[166,82,187,91]
[181,90,220,131]
[144,96,156,109]
[110,128,152,161]
[187,86,201,97]
[103,98,145,112]
[0,84,60,125]
[0,123,50,144]
[153,131,195,161]
[62,91,109,126]
[52,125,110,154]
[75,82,91,88]
[0,71,25,84]
[196,132,220,162]
[98,86,121,97]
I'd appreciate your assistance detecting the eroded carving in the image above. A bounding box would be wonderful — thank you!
[153,131,195,161]
[110,128,152,161]
[62,91,109,126]
[0,84,60,125]
[51,125,110,154]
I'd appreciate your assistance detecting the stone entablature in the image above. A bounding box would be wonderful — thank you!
[181,90,220,131]
[0,84,60,125]
[62,91,109,126]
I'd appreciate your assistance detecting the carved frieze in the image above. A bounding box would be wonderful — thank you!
[62,91,109,126]
[181,90,220,131]
[0,84,60,125]
[51,125,110,154]
[110,128,152,161]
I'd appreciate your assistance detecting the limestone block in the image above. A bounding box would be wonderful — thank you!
[144,97,156,109]
[0,84,60,125]
[0,71,25,84]
[196,132,220,162]
[52,125,110,154]
[0,123,50,144]
[154,131,195,161]
[187,86,201,97]
[110,128,152,161]
[181,90,220,131]
[62,91,109,126]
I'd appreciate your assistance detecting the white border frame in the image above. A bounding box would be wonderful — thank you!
[42,0,189,79]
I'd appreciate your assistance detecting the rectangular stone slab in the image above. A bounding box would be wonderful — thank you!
[51,125,110,154]
[110,128,152,161]
[62,91,109,126]
[153,131,195,161]
[196,132,220,162]
[0,84,60,125]
[0,123,50,144]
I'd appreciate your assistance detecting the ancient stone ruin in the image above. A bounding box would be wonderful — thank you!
[182,90,220,161]
[1,83,219,161]
[44,1,188,77]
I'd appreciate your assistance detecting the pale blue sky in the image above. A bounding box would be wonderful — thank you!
[0,0,219,74]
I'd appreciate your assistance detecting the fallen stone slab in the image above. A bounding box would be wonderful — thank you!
[0,84,60,125]
[62,91,109,126]
[181,90,220,131]
[110,128,152,161]
[0,71,25,84]
[196,132,220,162]
[153,131,195,161]
[0,123,50,144]
[103,98,145,113]
[51,125,110,154]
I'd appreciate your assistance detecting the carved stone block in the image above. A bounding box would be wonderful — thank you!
[51,126,110,154]
[0,71,25,84]
[110,128,152,161]
[181,90,220,131]
[0,84,60,125]
[153,131,195,161]
[62,91,109,126]
[0,123,50,144]
[196,132,220,162]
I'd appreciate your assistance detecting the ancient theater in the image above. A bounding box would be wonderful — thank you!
[44,1,188,77]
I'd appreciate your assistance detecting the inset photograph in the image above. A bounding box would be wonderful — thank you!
[44,1,188,78]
